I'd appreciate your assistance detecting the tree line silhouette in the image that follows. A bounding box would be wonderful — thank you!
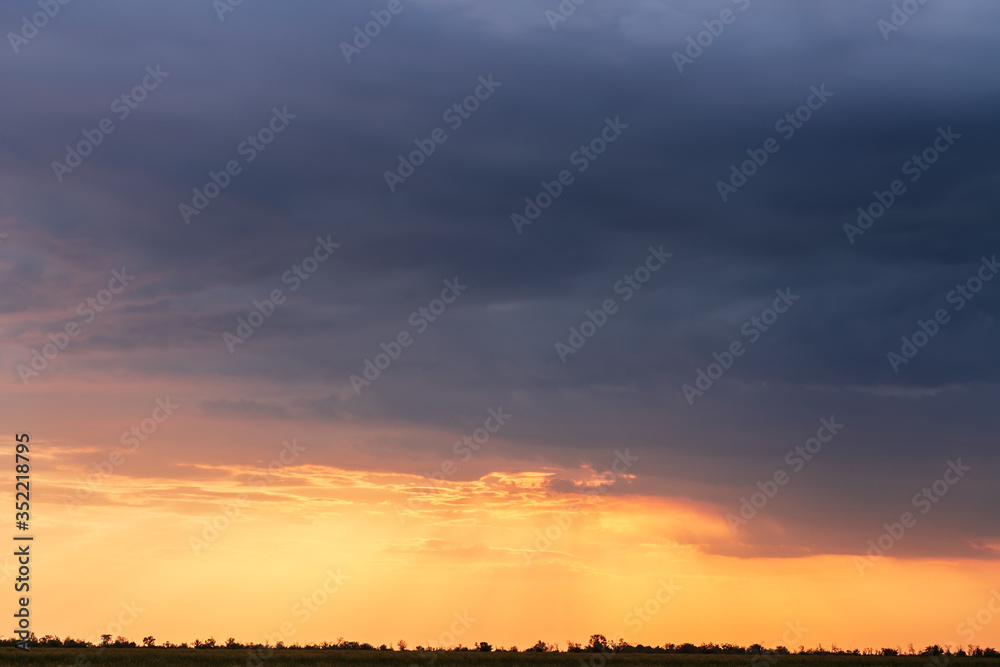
[3,633,999,657]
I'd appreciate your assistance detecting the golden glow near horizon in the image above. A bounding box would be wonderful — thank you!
[8,411,999,651]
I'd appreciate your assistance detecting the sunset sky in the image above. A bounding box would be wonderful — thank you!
[2,0,1000,652]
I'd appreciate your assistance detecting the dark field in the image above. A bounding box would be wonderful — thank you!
[0,649,996,667]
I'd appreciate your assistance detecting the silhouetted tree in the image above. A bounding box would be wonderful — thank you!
[588,634,608,652]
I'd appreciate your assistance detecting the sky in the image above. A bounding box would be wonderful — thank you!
[1,0,999,652]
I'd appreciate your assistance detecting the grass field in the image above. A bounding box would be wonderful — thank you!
[0,649,996,667]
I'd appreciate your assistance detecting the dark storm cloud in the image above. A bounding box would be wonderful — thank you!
[2,0,999,557]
